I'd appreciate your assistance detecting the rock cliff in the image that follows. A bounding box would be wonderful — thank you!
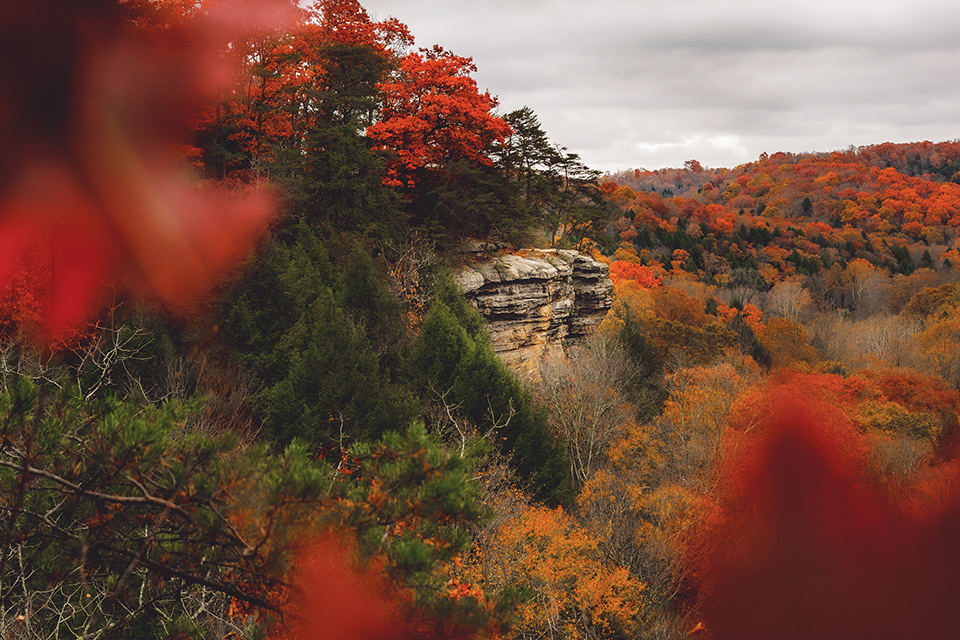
[455,249,613,376]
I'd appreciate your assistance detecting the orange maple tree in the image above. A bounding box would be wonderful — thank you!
[367,46,512,191]
[469,502,646,640]
[609,260,663,291]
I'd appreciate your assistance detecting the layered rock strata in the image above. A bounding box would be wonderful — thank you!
[455,249,613,376]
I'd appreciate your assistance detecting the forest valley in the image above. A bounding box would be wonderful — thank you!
[4,1,960,639]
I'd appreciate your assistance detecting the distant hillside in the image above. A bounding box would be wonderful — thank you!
[599,141,960,302]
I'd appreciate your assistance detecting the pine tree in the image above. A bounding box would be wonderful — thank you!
[412,282,573,506]
[222,226,417,449]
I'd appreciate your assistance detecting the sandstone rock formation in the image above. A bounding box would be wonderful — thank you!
[455,249,613,377]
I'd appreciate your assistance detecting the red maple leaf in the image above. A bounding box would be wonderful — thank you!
[700,381,960,640]
[0,0,293,340]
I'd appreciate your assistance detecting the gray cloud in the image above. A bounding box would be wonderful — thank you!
[361,0,960,170]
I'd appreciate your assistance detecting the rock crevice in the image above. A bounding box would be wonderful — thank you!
[455,249,613,376]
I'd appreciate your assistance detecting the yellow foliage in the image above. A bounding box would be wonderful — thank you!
[647,484,716,540]
[576,419,664,572]
[757,317,819,368]
[598,282,655,338]
[612,245,642,263]
[857,400,939,440]
[660,363,747,490]
[589,246,613,266]
[606,418,664,470]
[663,363,746,439]
[915,315,960,386]
[471,503,646,639]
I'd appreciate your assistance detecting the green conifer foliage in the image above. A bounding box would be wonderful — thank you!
[0,377,499,638]
[0,376,328,638]
[331,422,501,629]
[222,226,417,449]
[615,316,669,420]
[412,282,573,506]
[293,122,405,240]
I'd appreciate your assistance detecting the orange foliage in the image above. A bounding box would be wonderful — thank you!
[598,281,655,339]
[606,141,960,293]
[653,286,707,327]
[661,362,749,491]
[609,260,662,291]
[483,503,646,639]
[756,318,818,368]
[740,303,762,326]
[710,214,735,236]
[853,367,960,416]
[672,248,691,264]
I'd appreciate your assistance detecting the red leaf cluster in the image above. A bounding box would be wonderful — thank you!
[0,1,292,341]
[368,46,512,191]
[275,536,482,640]
[700,381,960,640]
[276,538,410,640]
[609,260,662,291]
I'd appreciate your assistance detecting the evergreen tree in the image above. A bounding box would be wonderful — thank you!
[412,282,573,506]
[222,226,417,449]
[615,317,668,420]
[409,160,530,247]
[0,376,499,638]
[635,225,654,249]
[0,377,330,638]
[727,313,771,367]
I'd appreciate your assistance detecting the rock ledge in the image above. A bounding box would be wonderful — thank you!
[455,249,613,376]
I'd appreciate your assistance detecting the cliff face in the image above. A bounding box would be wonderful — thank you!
[455,249,613,377]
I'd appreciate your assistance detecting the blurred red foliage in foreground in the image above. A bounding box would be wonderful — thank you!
[700,381,960,640]
[0,0,291,341]
[272,537,412,640]
[273,535,487,640]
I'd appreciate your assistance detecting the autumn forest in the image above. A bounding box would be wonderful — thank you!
[3,1,960,639]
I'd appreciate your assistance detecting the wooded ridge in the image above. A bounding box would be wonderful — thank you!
[2,1,960,639]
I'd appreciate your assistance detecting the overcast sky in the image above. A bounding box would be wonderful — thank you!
[360,0,960,172]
